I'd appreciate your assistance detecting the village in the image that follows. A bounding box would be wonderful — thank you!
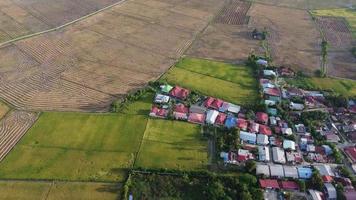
[148,56,356,200]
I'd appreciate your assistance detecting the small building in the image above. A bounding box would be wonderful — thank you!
[267,108,278,116]
[282,127,293,135]
[309,189,324,200]
[238,149,254,161]
[256,112,268,124]
[237,118,248,130]
[206,110,219,124]
[160,84,173,93]
[258,146,270,162]
[257,134,269,145]
[295,124,306,134]
[263,70,276,77]
[325,133,340,143]
[283,166,298,179]
[169,86,190,100]
[290,102,305,111]
[256,164,270,177]
[204,97,224,110]
[154,94,170,104]
[249,122,260,133]
[344,146,356,163]
[259,124,272,136]
[314,165,335,177]
[272,147,286,164]
[188,113,205,124]
[240,131,257,144]
[149,106,168,118]
[269,116,277,126]
[270,164,284,178]
[265,100,276,106]
[281,181,299,190]
[173,104,188,120]
[256,59,268,67]
[227,103,240,114]
[225,116,237,129]
[215,112,227,126]
[283,140,296,151]
[297,167,312,179]
[259,179,280,189]
[324,183,337,200]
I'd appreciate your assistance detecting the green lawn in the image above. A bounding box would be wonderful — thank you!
[161,57,258,105]
[135,119,208,170]
[0,181,120,200]
[312,8,356,37]
[287,77,356,97]
[0,112,148,182]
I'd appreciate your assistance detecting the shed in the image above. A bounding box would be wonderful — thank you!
[225,116,237,129]
[257,134,269,145]
[297,167,312,179]
[283,166,298,179]
[270,164,284,177]
[283,140,296,151]
[160,84,173,93]
[227,103,240,114]
[258,146,270,162]
[206,110,219,124]
[259,125,272,136]
[256,59,268,67]
[314,165,335,177]
[240,131,256,144]
[256,164,270,177]
[256,112,268,124]
[237,118,248,130]
[189,105,206,114]
[281,181,299,190]
[169,86,190,100]
[324,183,337,200]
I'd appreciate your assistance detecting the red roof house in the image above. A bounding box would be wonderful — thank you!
[256,112,268,124]
[237,118,248,130]
[344,146,356,163]
[149,106,168,118]
[169,86,190,100]
[204,97,215,108]
[188,113,206,124]
[249,122,260,133]
[173,104,189,120]
[204,97,224,110]
[322,175,334,183]
[264,88,281,97]
[215,112,227,126]
[281,181,299,190]
[259,179,280,189]
[259,125,272,136]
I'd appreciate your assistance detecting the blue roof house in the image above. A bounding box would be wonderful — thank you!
[225,116,237,129]
[298,167,312,179]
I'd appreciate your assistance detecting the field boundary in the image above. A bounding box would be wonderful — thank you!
[0,179,118,184]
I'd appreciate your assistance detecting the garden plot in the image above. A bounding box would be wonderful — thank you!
[248,4,321,74]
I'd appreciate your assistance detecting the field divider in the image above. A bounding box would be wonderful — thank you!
[0,0,130,48]
[131,118,150,168]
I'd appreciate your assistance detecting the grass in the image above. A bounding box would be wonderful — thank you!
[0,101,10,119]
[135,119,208,170]
[0,112,148,182]
[121,92,154,115]
[287,77,356,97]
[0,181,120,200]
[311,8,356,37]
[161,57,258,105]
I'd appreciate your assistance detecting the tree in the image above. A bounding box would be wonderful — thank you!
[336,184,346,200]
[245,160,257,174]
[207,180,227,200]
[251,188,264,200]
[298,180,306,192]
[239,184,253,200]
[311,170,324,191]
[320,39,328,77]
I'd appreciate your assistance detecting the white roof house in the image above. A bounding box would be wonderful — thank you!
[282,128,293,135]
[240,131,256,144]
[307,144,316,152]
[206,110,219,124]
[227,103,240,114]
[257,134,269,145]
[265,100,276,106]
[258,146,270,162]
[272,147,286,164]
[290,102,305,111]
[256,164,270,177]
[257,59,268,67]
[269,116,277,126]
[324,183,337,200]
[264,70,277,77]
[283,166,298,179]
[270,164,284,178]
[154,94,170,104]
[283,140,296,151]
[314,165,335,177]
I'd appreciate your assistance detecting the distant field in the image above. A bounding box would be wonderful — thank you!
[0,112,148,181]
[0,181,120,200]
[312,8,356,37]
[250,0,354,9]
[0,101,9,119]
[161,57,258,105]
[287,77,356,97]
[135,119,208,170]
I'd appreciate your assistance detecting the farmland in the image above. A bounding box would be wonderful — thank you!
[0,0,224,112]
[161,57,258,105]
[135,119,208,170]
[214,0,251,25]
[0,101,9,119]
[0,112,148,182]
[249,0,354,9]
[0,180,120,200]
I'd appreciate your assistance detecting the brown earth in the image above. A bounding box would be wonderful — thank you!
[0,0,225,112]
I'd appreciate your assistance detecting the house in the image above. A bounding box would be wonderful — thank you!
[307,144,316,152]
[154,94,170,104]
[260,79,275,89]
[270,164,284,178]
[283,166,298,179]
[188,113,205,124]
[149,106,168,118]
[237,118,248,130]
[249,122,260,133]
[258,146,270,161]
[322,176,334,183]
[256,59,268,67]
[204,97,224,110]
[322,145,333,155]
[270,137,282,147]
[206,110,219,124]
[189,105,206,114]
[225,116,237,129]
[283,140,296,151]
[272,147,286,164]
[264,88,281,97]
[314,165,335,177]
[297,167,312,179]
[277,67,295,77]
[215,112,227,126]
[325,133,340,143]
[227,103,240,114]
[257,134,269,145]
[344,146,356,163]
[269,116,277,126]
[324,183,337,200]
[259,125,272,136]
[238,149,254,161]
[169,86,190,100]
[160,84,173,94]
[256,112,268,124]
[173,104,189,120]
[290,102,304,111]
[309,189,324,200]
[281,181,299,190]
[267,108,277,116]
[256,164,270,177]
[265,100,276,106]
[286,151,303,164]
[240,131,257,144]
[282,128,293,135]
[259,179,280,189]
[263,70,276,77]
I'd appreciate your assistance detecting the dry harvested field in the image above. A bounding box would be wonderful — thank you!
[248,4,321,73]
[0,0,123,43]
[0,110,38,162]
[214,0,251,25]
[249,0,354,9]
[0,0,224,112]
